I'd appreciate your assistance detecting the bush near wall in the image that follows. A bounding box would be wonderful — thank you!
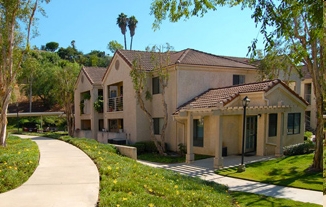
[283,141,315,156]
[131,141,167,154]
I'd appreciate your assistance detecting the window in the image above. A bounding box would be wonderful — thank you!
[304,83,312,104]
[233,75,245,85]
[153,118,163,135]
[287,113,301,134]
[152,77,161,94]
[268,114,277,137]
[193,119,204,147]
[108,119,123,133]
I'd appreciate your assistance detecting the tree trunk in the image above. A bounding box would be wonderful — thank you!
[0,88,13,147]
[310,88,324,171]
[135,91,165,155]
[124,34,127,50]
[130,36,133,50]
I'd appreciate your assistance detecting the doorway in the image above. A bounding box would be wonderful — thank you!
[245,116,257,153]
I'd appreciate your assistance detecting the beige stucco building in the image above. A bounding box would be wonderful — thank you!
[279,66,317,131]
[74,49,307,168]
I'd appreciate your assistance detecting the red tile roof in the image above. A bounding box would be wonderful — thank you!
[82,66,107,84]
[174,79,307,114]
[117,48,257,70]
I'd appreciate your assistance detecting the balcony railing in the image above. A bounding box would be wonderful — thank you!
[304,94,311,104]
[108,96,123,112]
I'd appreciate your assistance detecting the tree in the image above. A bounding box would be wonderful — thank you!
[0,0,49,147]
[45,41,59,52]
[130,44,173,155]
[53,61,80,136]
[57,46,82,62]
[150,0,324,171]
[84,50,111,67]
[116,13,128,50]
[71,40,76,49]
[128,16,138,50]
[19,50,61,110]
[107,40,123,54]
[254,43,297,85]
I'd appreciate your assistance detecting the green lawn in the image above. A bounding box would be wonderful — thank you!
[0,136,39,193]
[231,191,321,207]
[216,153,322,191]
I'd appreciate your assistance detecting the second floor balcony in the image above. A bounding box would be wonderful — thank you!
[108,96,123,112]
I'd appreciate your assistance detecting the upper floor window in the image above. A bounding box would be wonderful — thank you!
[153,118,163,135]
[304,83,312,104]
[233,75,245,85]
[287,113,301,135]
[152,77,161,94]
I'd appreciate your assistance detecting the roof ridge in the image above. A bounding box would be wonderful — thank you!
[82,66,93,84]
[208,79,278,91]
[176,48,191,63]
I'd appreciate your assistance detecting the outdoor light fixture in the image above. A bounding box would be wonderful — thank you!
[238,96,250,172]
[199,116,204,126]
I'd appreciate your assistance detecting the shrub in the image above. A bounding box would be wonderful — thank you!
[131,142,146,154]
[137,141,158,153]
[283,141,314,156]
[178,143,186,155]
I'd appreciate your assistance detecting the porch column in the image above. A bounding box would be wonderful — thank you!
[186,112,194,163]
[214,115,223,169]
[275,112,283,157]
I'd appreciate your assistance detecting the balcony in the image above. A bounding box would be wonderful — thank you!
[108,96,123,112]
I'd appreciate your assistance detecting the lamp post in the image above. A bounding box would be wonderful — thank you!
[238,96,250,172]
[16,102,19,132]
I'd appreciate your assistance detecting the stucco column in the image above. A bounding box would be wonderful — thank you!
[275,112,283,157]
[214,115,223,169]
[256,114,265,156]
[186,112,194,163]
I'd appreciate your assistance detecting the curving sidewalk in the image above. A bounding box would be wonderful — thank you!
[0,135,99,207]
[139,157,323,206]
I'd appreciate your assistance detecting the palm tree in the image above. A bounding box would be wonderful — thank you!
[128,16,138,50]
[116,13,128,50]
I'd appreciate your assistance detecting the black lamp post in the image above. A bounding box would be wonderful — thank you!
[238,96,250,172]
[16,102,19,132]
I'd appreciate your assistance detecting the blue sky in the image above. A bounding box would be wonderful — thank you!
[31,0,265,57]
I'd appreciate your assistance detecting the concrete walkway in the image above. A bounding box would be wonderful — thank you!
[138,156,323,206]
[0,135,99,207]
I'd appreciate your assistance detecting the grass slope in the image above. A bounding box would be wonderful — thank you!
[0,136,39,193]
[56,135,234,207]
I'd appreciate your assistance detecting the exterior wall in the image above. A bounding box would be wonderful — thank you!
[279,70,316,130]
[151,69,178,150]
[103,55,150,145]
[222,115,241,155]
[176,65,258,107]
[74,71,103,139]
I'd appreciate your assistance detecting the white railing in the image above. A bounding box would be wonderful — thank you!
[107,96,123,112]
